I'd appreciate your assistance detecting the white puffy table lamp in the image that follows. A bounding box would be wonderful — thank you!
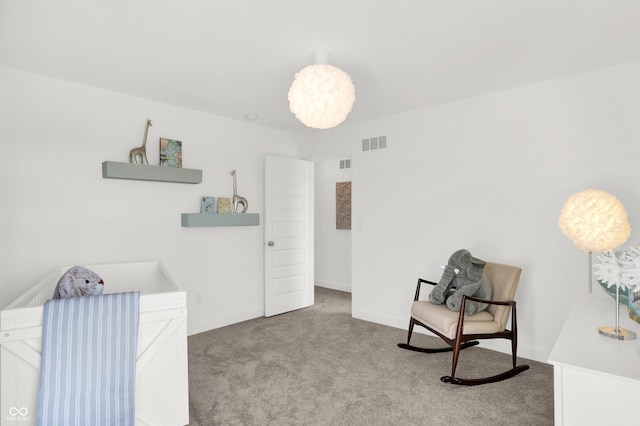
[558,188,634,340]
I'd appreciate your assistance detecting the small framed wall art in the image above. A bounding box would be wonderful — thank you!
[217,197,232,214]
[160,138,183,167]
[201,196,217,214]
[336,181,351,230]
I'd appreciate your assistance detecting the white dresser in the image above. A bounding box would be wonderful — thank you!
[548,291,640,425]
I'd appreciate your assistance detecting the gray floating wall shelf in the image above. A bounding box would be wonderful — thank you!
[181,213,260,227]
[102,161,202,184]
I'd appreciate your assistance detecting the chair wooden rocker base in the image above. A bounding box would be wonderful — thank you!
[397,339,479,354]
[397,263,530,386]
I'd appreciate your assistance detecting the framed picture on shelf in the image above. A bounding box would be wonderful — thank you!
[160,138,183,168]
[201,196,217,214]
[217,197,232,214]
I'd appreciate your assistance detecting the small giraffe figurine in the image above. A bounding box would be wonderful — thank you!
[129,119,152,165]
[231,169,248,214]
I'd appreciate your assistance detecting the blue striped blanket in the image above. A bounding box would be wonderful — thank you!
[37,292,140,426]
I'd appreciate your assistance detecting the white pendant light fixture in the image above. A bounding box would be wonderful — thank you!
[288,51,356,130]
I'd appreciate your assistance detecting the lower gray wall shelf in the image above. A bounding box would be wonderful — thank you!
[102,161,202,184]
[181,213,260,227]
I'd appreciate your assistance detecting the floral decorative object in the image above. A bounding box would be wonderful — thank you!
[593,244,640,295]
[593,244,640,340]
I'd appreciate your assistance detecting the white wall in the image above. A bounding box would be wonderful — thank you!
[0,66,301,335]
[4,60,640,363]
[298,60,640,362]
[314,158,352,292]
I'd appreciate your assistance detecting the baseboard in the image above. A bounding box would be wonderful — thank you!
[352,308,408,330]
[188,308,264,336]
[315,280,351,293]
[476,340,549,364]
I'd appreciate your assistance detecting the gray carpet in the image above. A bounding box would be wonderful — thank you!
[188,287,554,425]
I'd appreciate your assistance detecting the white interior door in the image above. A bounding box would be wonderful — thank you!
[264,155,314,317]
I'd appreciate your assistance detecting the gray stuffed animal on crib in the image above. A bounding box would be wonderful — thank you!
[52,266,105,299]
[428,249,492,315]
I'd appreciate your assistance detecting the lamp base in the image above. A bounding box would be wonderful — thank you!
[597,326,637,340]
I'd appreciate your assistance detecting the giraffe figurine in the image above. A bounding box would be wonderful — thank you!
[231,169,248,214]
[129,119,152,164]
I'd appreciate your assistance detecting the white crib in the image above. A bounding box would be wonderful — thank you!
[1,261,189,426]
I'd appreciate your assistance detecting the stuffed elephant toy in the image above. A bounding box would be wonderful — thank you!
[428,249,492,315]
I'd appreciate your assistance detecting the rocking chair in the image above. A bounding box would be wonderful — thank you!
[397,261,529,385]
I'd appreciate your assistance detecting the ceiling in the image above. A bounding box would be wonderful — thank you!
[3,1,640,134]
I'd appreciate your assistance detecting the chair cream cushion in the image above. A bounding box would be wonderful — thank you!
[411,301,501,340]
[483,262,521,330]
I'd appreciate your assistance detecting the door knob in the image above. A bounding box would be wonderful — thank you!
[267,241,275,246]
